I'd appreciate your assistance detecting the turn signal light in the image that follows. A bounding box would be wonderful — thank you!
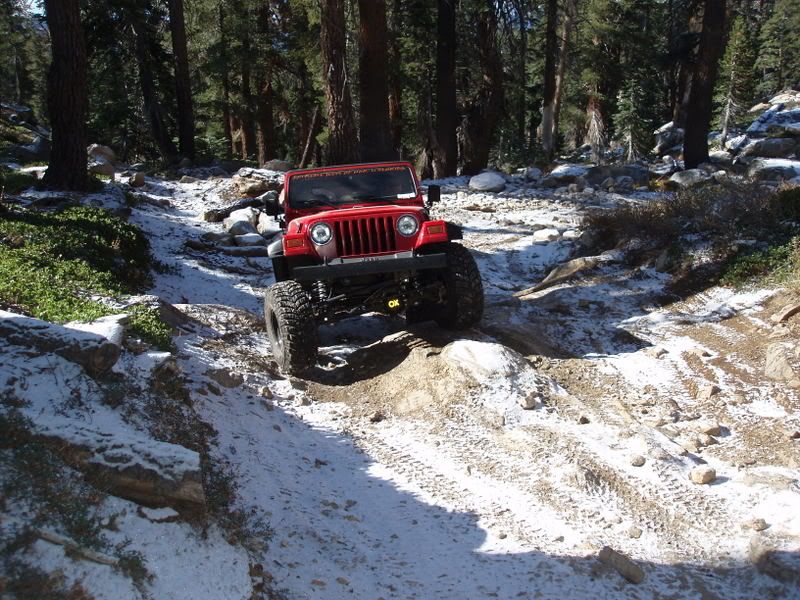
[425,223,445,235]
[285,238,304,248]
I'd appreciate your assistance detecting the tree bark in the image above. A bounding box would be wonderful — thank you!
[435,0,458,176]
[540,0,558,161]
[256,75,275,166]
[683,0,727,169]
[388,0,404,157]
[42,0,88,191]
[240,26,256,161]
[358,0,393,161]
[459,5,503,175]
[320,0,359,165]
[131,16,178,163]
[552,0,575,158]
[300,105,322,168]
[218,4,234,158]
[167,0,195,159]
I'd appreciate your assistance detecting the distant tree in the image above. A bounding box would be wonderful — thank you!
[320,0,358,165]
[755,0,800,96]
[714,15,757,145]
[614,70,658,161]
[167,0,195,159]
[358,0,393,161]
[41,0,88,191]
[683,0,727,169]
[435,0,458,176]
[540,0,558,160]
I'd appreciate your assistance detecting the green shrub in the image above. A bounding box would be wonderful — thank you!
[0,170,38,194]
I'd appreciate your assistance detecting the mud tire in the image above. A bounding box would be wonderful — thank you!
[411,242,483,329]
[264,281,318,374]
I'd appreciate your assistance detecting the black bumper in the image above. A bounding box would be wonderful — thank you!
[291,251,447,282]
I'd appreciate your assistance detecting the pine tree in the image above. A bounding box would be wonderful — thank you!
[755,0,800,97]
[614,74,653,162]
[714,15,757,145]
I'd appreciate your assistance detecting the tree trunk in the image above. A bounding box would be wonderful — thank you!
[42,0,88,191]
[320,0,359,165]
[459,6,504,175]
[240,35,255,161]
[256,76,275,166]
[167,0,195,159]
[300,106,322,168]
[512,0,527,159]
[388,0,404,157]
[131,17,178,163]
[683,0,726,169]
[435,0,458,176]
[358,0,393,161]
[586,94,606,164]
[218,5,233,158]
[552,0,575,157]
[540,0,558,161]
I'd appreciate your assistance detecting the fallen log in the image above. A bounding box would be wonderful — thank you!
[0,310,120,375]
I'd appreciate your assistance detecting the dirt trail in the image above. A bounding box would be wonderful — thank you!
[139,176,798,599]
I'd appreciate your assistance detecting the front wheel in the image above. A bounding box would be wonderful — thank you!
[264,281,318,374]
[412,242,484,329]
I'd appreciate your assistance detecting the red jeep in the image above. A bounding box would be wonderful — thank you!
[262,161,483,374]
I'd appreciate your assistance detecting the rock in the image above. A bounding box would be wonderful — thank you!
[180,175,198,184]
[238,178,269,196]
[129,172,145,187]
[764,342,800,387]
[234,233,267,247]
[643,346,667,359]
[567,182,583,193]
[226,206,260,226]
[220,245,270,257]
[225,219,258,236]
[178,157,192,168]
[747,106,800,136]
[369,411,384,423]
[0,310,120,375]
[262,159,293,172]
[630,455,646,467]
[628,526,643,539]
[35,423,204,508]
[122,295,189,330]
[585,164,649,187]
[740,137,797,158]
[517,392,540,410]
[523,166,542,181]
[515,256,600,296]
[577,415,590,425]
[257,212,281,237]
[87,143,116,162]
[205,368,244,388]
[597,546,645,584]
[89,159,115,177]
[532,228,560,242]
[726,134,750,152]
[696,384,721,399]
[666,169,711,189]
[749,158,800,181]
[202,196,267,223]
[709,150,733,165]
[772,303,800,323]
[600,176,615,190]
[65,314,129,349]
[468,171,507,192]
[653,121,684,156]
[746,518,769,532]
[540,164,589,187]
[259,386,273,399]
[614,175,635,190]
[694,421,722,436]
[689,466,716,485]
[749,102,771,113]
[200,231,234,244]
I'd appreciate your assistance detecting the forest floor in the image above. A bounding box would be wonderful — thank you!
[4,170,800,599]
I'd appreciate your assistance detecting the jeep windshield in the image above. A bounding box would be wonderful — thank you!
[287,165,417,209]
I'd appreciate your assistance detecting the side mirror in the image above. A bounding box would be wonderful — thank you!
[263,191,283,217]
[426,184,441,208]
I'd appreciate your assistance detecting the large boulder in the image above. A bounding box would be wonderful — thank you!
[747,158,800,181]
[585,164,649,187]
[89,158,115,177]
[747,106,800,136]
[709,150,734,166]
[666,169,711,189]
[262,159,294,172]
[653,121,684,156]
[87,143,116,162]
[468,171,507,192]
[740,137,797,158]
[540,164,589,187]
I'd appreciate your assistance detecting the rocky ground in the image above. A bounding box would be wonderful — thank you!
[4,164,795,599]
[3,90,800,597]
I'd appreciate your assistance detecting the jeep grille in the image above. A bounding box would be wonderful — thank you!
[333,216,397,257]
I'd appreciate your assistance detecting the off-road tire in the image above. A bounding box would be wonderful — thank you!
[413,242,483,329]
[264,281,318,374]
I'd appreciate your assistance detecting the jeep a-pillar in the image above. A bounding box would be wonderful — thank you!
[263,161,483,374]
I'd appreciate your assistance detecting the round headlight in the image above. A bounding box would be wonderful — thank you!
[397,215,419,237]
[310,222,332,245]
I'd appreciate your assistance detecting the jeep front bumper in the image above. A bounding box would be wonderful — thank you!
[291,251,447,282]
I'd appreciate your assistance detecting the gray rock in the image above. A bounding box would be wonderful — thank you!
[179,175,198,184]
[630,455,646,467]
[523,166,542,181]
[226,220,257,236]
[667,169,711,189]
[238,178,269,196]
[234,233,267,247]
[87,143,116,162]
[262,159,294,172]
[748,158,800,181]
[205,368,244,388]
[541,164,589,187]
[764,342,800,387]
[257,212,281,237]
[615,175,634,190]
[200,231,234,244]
[129,172,145,187]
[468,171,507,192]
[747,106,800,136]
[709,150,733,165]
[585,164,649,187]
[653,121,684,156]
[89,159,114,177]
[740,137,797,158]
[697,383,721,399]
[600,176,615,190]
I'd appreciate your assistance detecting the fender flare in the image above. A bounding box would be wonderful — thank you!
[268,234,284,258]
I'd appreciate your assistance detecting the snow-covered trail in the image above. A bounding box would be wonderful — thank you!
[131,175,798,599]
